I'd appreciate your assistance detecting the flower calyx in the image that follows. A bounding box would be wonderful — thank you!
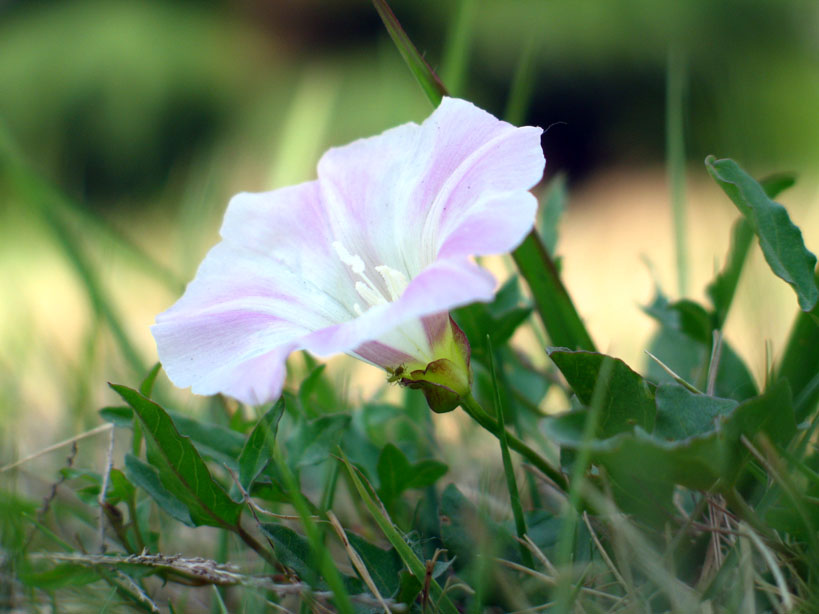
[394,317,472,413]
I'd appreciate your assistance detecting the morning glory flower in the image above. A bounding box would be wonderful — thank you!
[152,97,545,408]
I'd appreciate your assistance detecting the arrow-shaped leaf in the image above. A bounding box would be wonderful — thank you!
[706,156,817,311]
[111,384,242,528]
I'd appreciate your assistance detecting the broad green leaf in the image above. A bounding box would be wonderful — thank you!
[98,406,134,427]
[654,384,737,440]
[238,399,285,491]
[372,0,448,107]
[377,444,447,506]
[514,231,596,351]
[167,411,245,466]
[708,174,797,331]
[548,349,655,435]
[395,570,423,605]
[286,414,350,468]
[644,295,758,401]
[707,219,753,329]
[124,453,194,527]
[777,267,819,422]
[545,379,796,492]
[376,443,411,506]
[296,359,345,417]
[139,363,162,397]
[260,523,320,587]
[403,460,448,490]
[346,532,403,597]
[440,484,519,567]
[64,467,135,506]
[454,276,533,363]
[706,156,818,311]
[759,172,797,200]
[112,384,242,528]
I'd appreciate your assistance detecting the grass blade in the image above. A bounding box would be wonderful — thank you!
[338,449,460,614]
[440,0,475,97]
[513,231,596,351]
[372,0,448,107]
[504,34,538,126]
[666,45,689,296]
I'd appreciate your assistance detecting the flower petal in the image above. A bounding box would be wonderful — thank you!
[153,181,356,404]
[316,97,544,277]
[300,259,496,358]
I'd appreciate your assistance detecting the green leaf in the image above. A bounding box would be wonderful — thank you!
[395,570,423,605]
[514,231,596,351]
[167,411,246,466]
[453,276,533,363]
[139,363,162,397]
[403,460,448,490]
[644,294,758,402]
[372,0,448,107]
[707,218,754,329]
[440,484,518,566]
[777,289,819,421]
[111,384,242,528]
[260,524,320,587]
[548,349,655,436]
[759,172,797,200]
[376,444,411,506]
[346,532,403,597]
[238,399,285,492]
[99,406,133,427]
[654,384,737,440]
[707,172,798,332]
[706,156,818,311]
[286,414,350,468]
[545,379,797,492]
[339,451,459,614]
[124,453,194,527]
[297,362,342,417]
[66,468,135,505]
[377,444,448,506]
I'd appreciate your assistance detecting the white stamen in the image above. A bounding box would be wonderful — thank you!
[355,281,387,307]
[332,241,365,275]
[333,240,410,314]
[375,265,409,301]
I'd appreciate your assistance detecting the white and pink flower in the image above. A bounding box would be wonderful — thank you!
[152,97,545,407]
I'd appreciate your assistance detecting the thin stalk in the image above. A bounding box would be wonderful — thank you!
[459,393,567,491]
[487,338,534,568]
[666,44,689,297]
[371,0,448,107]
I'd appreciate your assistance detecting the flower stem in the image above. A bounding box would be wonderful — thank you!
[460,392,567,492]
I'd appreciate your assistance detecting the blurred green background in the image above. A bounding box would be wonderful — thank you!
[1,0,817,453]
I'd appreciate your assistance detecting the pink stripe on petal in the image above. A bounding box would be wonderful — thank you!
[353,341,416,370]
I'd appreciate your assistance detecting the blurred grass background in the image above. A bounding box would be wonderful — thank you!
[1,0,817,458]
